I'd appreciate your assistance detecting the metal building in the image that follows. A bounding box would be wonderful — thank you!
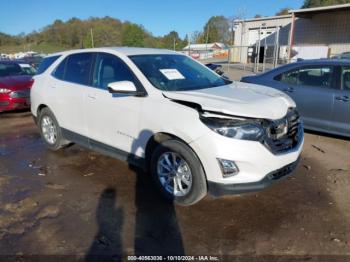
[232,3,350,71]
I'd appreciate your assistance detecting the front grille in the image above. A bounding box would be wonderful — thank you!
[10,89,30,98]
[263,108,303,154]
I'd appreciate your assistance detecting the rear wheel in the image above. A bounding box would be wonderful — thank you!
[150,139,207,206]
[38,107,69,151]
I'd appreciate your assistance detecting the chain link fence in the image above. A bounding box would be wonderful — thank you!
[195,45,292,75]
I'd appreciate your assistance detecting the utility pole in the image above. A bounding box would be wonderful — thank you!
[205,24,210,59]
[188,34,191,56]
[90,28,94,48]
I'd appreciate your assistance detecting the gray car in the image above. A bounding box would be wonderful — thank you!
[241,59,350,137]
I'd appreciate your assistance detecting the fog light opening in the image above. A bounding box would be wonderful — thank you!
[217,158,239,178]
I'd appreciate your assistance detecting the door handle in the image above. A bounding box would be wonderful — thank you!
[283,87,294,93]
[335,96,349,102]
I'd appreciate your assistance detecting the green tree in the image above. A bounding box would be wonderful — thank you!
[160,31,186,50]
[122,23,145,47]
[202,16,230,43]
[302,0,350,8]
[275,7,291,16]
[190,31,203,44]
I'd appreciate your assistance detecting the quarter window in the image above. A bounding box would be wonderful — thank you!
[36,55,60,75]
[342,66,350,90]
[53,57,67,80]
[92,53,136,89]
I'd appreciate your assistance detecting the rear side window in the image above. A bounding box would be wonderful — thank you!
[92,53,137,89]
[64,53,93,85]
[36,55,60,75]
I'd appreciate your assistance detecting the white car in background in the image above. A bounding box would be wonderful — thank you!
[30,48,303,205]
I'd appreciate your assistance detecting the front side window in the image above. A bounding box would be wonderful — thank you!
[298,66,333,88]
[129,54,230,91]
[64,53,93,85]
[92,53,136,89]
[274,69,298,85]
[342,66,350,90]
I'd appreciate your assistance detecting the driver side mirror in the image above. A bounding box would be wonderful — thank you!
[107,81,145,96]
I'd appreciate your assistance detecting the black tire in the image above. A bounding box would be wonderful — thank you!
[38,107,69,151]
[150,139,207,206]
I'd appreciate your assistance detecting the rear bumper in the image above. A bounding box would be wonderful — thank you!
[208,157,300,197]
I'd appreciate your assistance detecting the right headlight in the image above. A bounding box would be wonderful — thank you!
[200,112,264,141]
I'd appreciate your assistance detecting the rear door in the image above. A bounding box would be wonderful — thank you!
[273,65,335,132]
[50,52,93,137]
[330,65,350,135]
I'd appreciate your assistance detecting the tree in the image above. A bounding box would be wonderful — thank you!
[275,7,291,16]
[202,16,230,43]
[302,0,350,8]
[190,31,203,44]
[0,16,187,51]
[160,31,186,50]
[121,23,145,47]
[254,14,263,18]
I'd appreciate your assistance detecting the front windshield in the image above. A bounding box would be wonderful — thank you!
[0,63,23,77]
[129,54,231,91]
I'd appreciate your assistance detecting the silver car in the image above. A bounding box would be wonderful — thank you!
[241,59,350,137]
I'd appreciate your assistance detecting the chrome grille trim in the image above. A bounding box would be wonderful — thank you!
[263,108,303,154]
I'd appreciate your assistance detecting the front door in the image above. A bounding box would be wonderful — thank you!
[294,65,336,131]
[49,52,93,137]
[84,52,144,155]
[273,65,335,132]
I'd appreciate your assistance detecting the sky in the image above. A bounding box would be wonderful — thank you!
[0,0,304,38]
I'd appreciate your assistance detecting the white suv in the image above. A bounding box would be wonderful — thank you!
[31,48,303,205]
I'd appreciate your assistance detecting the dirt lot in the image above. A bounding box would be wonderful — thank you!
[0,109,349,261]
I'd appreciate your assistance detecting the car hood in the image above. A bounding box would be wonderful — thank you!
[163,82,296,120]
[0,75,33,90]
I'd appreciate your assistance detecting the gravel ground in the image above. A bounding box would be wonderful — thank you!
[0,110,349,261]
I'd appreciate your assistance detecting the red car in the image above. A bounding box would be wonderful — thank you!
[0,61,34,112]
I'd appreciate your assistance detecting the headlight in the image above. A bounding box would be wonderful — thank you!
[200,112,264,141]
[0,88,11,94]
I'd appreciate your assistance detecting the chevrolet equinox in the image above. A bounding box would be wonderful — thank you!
[31,48,303,205]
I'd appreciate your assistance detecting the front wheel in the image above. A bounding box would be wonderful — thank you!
[150,139,207,206]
